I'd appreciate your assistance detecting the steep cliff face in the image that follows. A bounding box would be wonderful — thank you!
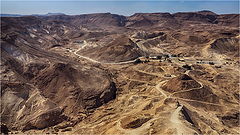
[1,82,65,131]
[1,57,117,130]
[33,63,117,115]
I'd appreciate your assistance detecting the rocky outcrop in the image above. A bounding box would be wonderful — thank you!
[1,82,65,131]
[1,62,117,131]
[210,37,239,57]
[33,63,117,115]
[132,31,165,39]
[162,74,201,92]
[220,112,239,127]
[78,35,144,63]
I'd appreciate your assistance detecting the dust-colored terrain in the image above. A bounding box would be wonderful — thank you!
[1,11,239,134]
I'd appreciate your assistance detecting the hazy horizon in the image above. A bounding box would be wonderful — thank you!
[1,1,239,16]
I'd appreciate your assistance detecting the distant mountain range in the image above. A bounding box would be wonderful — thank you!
[0,14,23,17]
[0,13,65,17]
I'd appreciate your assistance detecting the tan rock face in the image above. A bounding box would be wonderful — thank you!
[162,74,202,92]
[210,37,239,57]
[1,83,64,130]
[33,63,117,116]
[78,35,144,63]
[1,60,117,131]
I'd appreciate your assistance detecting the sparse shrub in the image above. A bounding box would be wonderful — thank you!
[134,58,142,64]
[182,64,192,70]
[171,54,177,57]
[156,56,162,59]
[209,62,215,65]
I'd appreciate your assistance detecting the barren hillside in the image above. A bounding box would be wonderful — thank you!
[1,11,239,134]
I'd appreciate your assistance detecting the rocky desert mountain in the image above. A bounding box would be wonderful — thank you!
[1,11,239,134]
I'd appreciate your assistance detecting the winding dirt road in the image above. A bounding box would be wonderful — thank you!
[69,47,136,65]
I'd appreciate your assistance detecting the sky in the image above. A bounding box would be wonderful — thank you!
[1,0,239,16]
